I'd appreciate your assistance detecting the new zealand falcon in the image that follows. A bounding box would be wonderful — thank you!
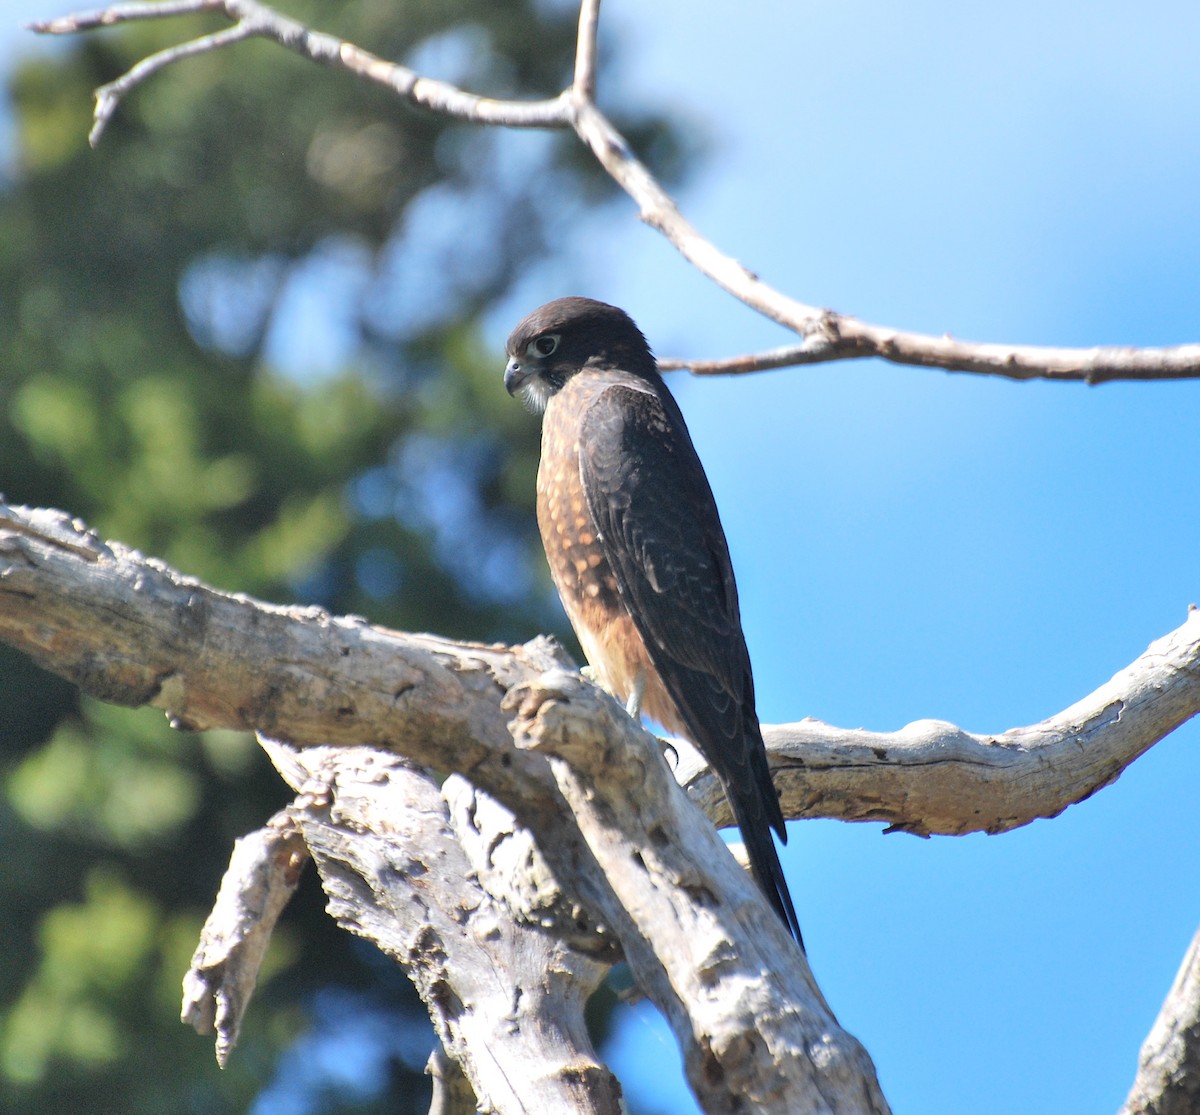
[504,296,801,947]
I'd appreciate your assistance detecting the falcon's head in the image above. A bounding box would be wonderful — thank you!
[504,297,657,412]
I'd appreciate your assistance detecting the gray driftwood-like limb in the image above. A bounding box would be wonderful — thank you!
[2,501,1197,841]
[30,0,1200,382]
[0,502,893,1108]
[180,809,308,1066]
[29,0,571,146]
[258,740,623,1115]
[442,773,614,954]
[505,669,889,1114]
[0,505,568,769]
[426,1045,477,1115]
[681,606,1200,836]
[1120,925,1200,1115]
[3,504,1198,1106]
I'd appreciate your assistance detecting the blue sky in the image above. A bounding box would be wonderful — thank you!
[571,4,1200,1111]
[5,1,1200,1111]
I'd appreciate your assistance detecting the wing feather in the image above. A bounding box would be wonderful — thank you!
[577,382,774,820]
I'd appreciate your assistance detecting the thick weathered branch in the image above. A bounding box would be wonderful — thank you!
[442,773,613,954]
[426,1046,477,1115]
[505,670,888,1114]
[5,503,1197,1108]
[0,506,564,769]
[1120,924,1200,1115]
[2,503,1196,840]
[30,0,1200,381]
[0,502,892,1103]
[260,742,622,1115]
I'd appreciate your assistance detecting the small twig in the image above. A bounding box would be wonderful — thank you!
[30,0,1200,382]
[572,0,601,104]
[659,334,1200,384]
[33,0,572,141]
[91,24,255,144]
[28,0,223,34]
[334,42,569,127]
[571,99,1200,384]
[658,343,835,377]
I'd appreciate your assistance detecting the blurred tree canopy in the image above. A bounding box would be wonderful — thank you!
[0,3,688,1111]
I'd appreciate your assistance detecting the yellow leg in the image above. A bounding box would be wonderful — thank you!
[626,669,646,721]
[581,664,645,722]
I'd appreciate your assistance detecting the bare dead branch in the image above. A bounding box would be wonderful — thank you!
[505,669,889,1114]
[30,0,1200,381]
[442,774,614,954]
[658,335,1200,385]
[2,502,1197,842]
[571,0,601,103]
[0,504,565,771]
[1120,924,1200,1115]
[91,24,256,144]
[1,501,890,1103]
[261,743,622,1115]
[7,502,1199,1106]
[30,0,222,33]
[180,809,308,1067]
[426,1046,477,1115]
[31,0,572,144]
[679,606,1200,835]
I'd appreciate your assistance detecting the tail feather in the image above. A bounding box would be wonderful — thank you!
[731,793,804,950]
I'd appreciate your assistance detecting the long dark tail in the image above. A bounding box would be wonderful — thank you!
[730,790,804,950]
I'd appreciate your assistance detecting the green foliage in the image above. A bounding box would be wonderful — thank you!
[3,868,159,1081]
[0,3,688,1111]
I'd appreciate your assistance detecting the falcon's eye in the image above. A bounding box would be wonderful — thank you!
[530,334,559,358]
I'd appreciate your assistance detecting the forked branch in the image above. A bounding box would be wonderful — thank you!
[3,505,1199,1112]
[29,0,1200,382]
[2,501,1198,845]
[0,503,889,1111]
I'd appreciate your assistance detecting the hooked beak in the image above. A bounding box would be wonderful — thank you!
[503,357,530,397]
